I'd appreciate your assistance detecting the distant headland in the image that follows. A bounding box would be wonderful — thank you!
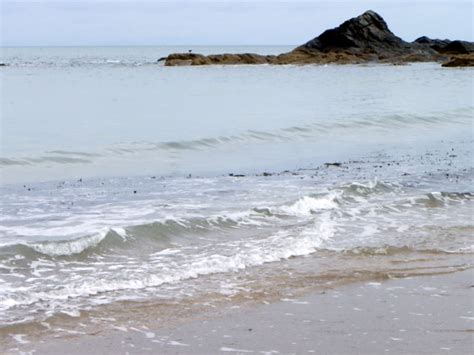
[159,10,474,67]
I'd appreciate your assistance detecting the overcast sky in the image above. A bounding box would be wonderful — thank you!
[1,1,473,46]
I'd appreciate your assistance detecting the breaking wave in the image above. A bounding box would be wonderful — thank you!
[0,176,472,326]
[1,185,472,260]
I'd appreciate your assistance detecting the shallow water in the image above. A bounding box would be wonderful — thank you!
[1,47,472,182]
[0,46,473,345]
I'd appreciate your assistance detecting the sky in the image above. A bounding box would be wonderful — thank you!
[1,1,473,46]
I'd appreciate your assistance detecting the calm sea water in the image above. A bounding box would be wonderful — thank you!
[0,47,473,344]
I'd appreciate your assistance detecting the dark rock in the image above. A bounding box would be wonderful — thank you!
[162,10,470,66]
[301,10,409,55]
[414,37,474,55]
[324,162,342,167]
[438,40,474,54]
[414,36,446,45]
[164,52,275,66]
[414,36,451,52]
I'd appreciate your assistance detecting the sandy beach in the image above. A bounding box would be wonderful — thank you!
[2,5,473,355]
[8,269,471,354]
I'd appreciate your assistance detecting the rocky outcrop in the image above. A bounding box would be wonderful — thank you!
[164,53,276,66]
[414,36,450,46]
[162,10,473,66]
[439,41,474,54]
[414,37,474,55]
[442,54,474,67]
[293,10,444,63]
[164,49,373,66]
[300,10,410,55]
[414,36,451,52]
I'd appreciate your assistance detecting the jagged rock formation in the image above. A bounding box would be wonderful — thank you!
[414,37,474,54]
[440,41,474,54]
[161,10,474,66]
[300,10,410,55]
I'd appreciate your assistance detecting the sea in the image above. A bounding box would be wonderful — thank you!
[0,46,473,346]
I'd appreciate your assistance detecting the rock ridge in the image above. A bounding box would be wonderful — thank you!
[161,10,474,67]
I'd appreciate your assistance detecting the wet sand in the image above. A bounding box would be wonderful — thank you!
[13,269,473,355]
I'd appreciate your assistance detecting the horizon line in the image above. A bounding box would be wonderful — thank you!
[0,44,299,48]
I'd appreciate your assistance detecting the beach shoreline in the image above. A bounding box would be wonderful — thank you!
[1,137,472,354]
[6,268,473,354]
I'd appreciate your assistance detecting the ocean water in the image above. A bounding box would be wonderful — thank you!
[0,47,473,343]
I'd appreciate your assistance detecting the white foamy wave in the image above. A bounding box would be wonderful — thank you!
[278,194,340,217]
[29,229,110,256]
[113,227,128,240]
[441,245,474,254]
[0,214,335,313]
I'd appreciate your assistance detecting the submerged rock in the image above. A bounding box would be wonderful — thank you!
[324,162,343,168]
[162,10,472,66]
[164,52,276,66]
